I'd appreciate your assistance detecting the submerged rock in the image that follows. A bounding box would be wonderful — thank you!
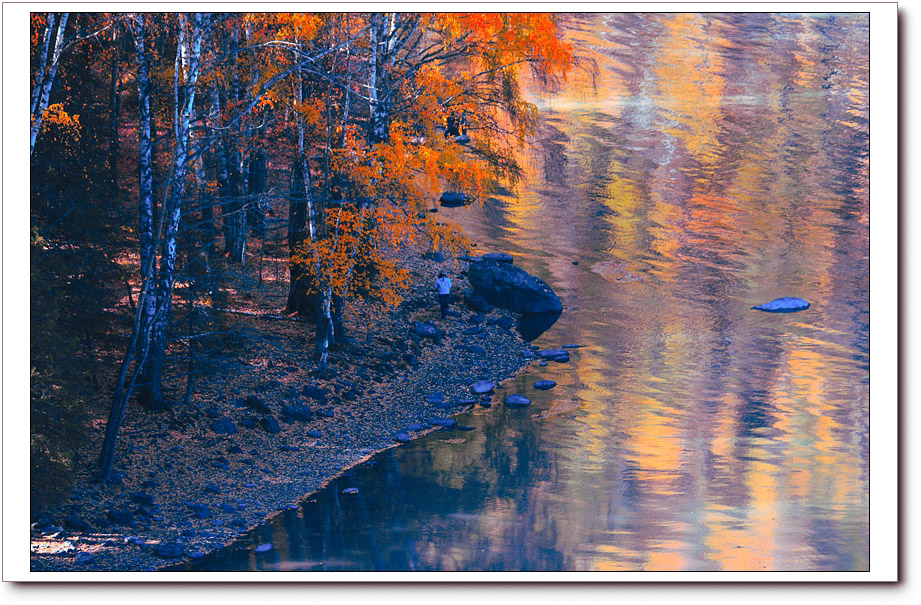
[468,260,562,314]
[440,191,473,207]
[430,417,458,428]
[536,349,570,363]
[752,297,811,313]
[533,380,557,391]
[254,543,273,553]
[504,394,532,407]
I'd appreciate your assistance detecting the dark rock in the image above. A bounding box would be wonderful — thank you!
[423,250,446,262]
[470,380,496,394]
[456,397,478,406]
[212,417,238,435]
[246,395,271,414]
[402,353,419,366]
[280,445,301,452]
[468,260,562,314]
[539,361,548,367]
[316,408,335,418]
[342,487,359,495]
[74,552,96,565]
[751,297,811,313]
[231,398,249,408]
[227,445,244,455]
[188,551,206,559]
[406,423,427,431]
[572,260,579,265]
[220,504,237,514]
[204,484,222,495]
[106,509,134,526]
[302,385,327,402]
[533,380,557,391]
[457,425,476,431]
[239,416,257,429]
[425,392,446,404]
[504,394,532,407]
[463,289,494,313]
[204,406,221,419]
[536,349,570,362]
[154,542,185,558]
[281,404,313,422]
[480,252,514,263]
[306,430,323,438]
[393,432,412,443]
[463,326,484,335]
[496,316,514,330]
[468,313,485,325]
[261,416,281,434]
[413,321,443,344]
[64,515,91,532]
[430,417,458,428]
[467,345,487,356]
[562,344,583,349]
[439,191,473,207]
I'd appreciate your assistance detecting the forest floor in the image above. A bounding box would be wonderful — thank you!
[29,242,531,573]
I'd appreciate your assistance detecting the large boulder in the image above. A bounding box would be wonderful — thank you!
[468,260,562,314]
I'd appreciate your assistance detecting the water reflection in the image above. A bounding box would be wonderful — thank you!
[182,12,869,572]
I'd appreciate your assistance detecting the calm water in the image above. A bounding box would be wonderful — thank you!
[182,13,869,572]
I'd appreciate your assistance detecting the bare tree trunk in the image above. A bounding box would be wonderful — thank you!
[143,12,208,412]
[30,12,69,156]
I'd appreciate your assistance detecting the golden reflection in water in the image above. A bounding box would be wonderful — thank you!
[405,12,868,572]
[653,14,728,171]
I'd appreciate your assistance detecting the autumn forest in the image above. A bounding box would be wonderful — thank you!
[30,12,573,503]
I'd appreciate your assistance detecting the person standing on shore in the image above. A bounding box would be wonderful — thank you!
[435,272,452,319]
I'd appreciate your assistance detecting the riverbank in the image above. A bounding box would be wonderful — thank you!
[29,247,532,572]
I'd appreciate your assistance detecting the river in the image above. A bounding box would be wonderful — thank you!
[180,12,870,573]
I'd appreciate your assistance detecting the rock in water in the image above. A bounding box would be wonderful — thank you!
[504,394,532,407]
[752,297,811,313]
[470,380,496,394]
[439,191,472,207]
[468,260,562,314]
[430,417,458,428]
[533,380,557,391]
[536,349,570,363]
[254,543,273,553]
[480,252,514,263]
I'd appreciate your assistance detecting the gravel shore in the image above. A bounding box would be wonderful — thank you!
[29,250,531,572]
